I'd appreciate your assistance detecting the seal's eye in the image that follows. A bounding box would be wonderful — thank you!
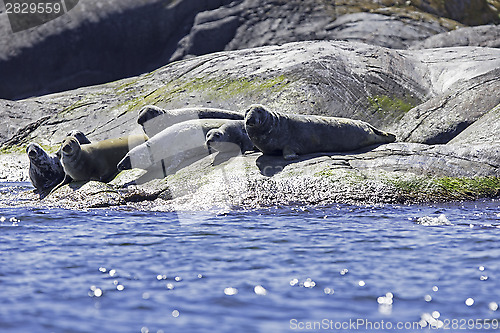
[214,132,221,138]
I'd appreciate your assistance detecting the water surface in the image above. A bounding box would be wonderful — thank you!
[1,182,499,332]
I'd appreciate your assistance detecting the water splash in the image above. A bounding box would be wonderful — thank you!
[415,214,452,226]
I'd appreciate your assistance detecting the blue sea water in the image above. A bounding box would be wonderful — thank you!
[1,182,500,333]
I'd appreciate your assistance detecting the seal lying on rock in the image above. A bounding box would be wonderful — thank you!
[137,105,244,137]
[27,130,92,195]
[205,120,256,154]
[118,119,230,180]
[52,134,148,192]
[27,143,65,195]
[245,104,396,160]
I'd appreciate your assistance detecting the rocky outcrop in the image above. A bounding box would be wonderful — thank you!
[0,40,498,209]
[410,24,500,49]
[1,0,498,99]
[0,0,235,100]
[1,41,498,148]
[5,141,499,210]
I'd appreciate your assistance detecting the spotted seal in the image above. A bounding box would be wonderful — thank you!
[27,130,92,195]
[26,143,65,195]
[244,104,396,160]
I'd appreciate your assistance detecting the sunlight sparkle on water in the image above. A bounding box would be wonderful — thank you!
[324,287,334,295]
[303,278,316,288]
[465,298,474,306]
[377,293,393,305]
[89,286,103,297]
[224,287,238,296]
[254,285,267,296]
[489,302,499,311]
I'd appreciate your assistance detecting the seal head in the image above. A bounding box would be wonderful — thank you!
[205,120,255,154]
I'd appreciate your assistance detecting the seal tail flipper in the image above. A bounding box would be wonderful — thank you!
[368,124,396,143]
[48,175,73,196]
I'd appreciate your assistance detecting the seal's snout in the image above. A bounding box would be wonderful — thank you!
[137,105,165,126]
[245,113,257,127]
[27,145,38,159]
[62,143,72,154]
[117,156,132,170]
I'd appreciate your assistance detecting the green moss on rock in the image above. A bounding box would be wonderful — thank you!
[387,175,500,200]
[368,95,417,121]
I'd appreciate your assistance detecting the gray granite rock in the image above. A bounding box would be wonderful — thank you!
[411,24,500,49]
[3,0,499,99]
[1,40,499,209]
[4,141,499,209]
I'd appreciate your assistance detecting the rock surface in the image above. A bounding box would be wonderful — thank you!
[4,142,499,210]
[1,41,499,147]
[0,40,498,209]
[1,0,498,99]
[411,24,500,49]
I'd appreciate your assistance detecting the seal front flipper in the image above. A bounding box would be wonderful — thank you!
[283,146,299,160]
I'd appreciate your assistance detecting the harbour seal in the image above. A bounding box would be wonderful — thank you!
[53,134,148,192]
[244,104,396,160]
[205,120,255,154]
[55,130,91,158]
[118,119,230,181]
[26,143,65,195]
[137,105,244,137]
[27,131,92,195]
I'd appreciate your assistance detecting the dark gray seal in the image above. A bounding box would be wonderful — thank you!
[244,104,396,160]
[205,120,255,154]
[26,143,65,195]
[137,105,244,137]
[27,130,92,196]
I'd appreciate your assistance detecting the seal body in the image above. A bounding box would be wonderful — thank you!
[205,120,255,154]
[26,143,65,194]
[118,119,230,178]
[245,104,396,160]
[137,105,244,137]
[60,134,148,183]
